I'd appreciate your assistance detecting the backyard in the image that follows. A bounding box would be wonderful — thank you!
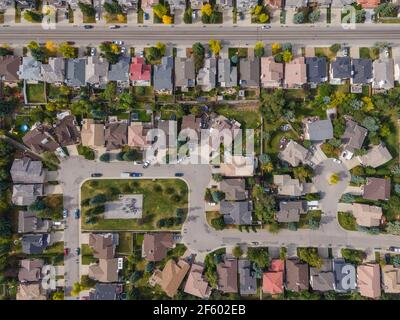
[26,82,46,104]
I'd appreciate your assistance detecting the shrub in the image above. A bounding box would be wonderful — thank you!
[99,153,111,162]
[211,215,225,230]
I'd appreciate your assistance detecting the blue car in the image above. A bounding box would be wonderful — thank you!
[74,209,80,219]
[175,173,184,177]
[130,172,143,177]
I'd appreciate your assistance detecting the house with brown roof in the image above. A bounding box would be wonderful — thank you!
[357,263,381,299]
[362,177,391,201]
[142,233,174,262]
[89,233,118,259]
[23,125,60,154]
[184,263,212,299]
[217,255,238,293]
[285,258,309,292]
[18,259,44,282]
[54,115,80,146]
[181,114,202,135]
[382,265,400,294]
[150,259,191,298]
[262,259,284,295]
[220,178,247,201]
[358,143,393,168]
[18,211,51,233]
[105,122,128,151]
[16,283,46,300]
[81,119,105,148]
[88,258,120,283]
[260,56,283,88]
[351,203,382,227]
[278,140,310,167]
[220,155,255,177]
[284,57,307,89]
[0,55,20,82]
[276,200,307,223]
[127,122,152,150]
[310,259,335,292]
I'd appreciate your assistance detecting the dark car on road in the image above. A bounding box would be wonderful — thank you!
[74,209,80,219]
[130,172,143,177]
[91,173,103,177]
[84,25,93,29]
[64,248,69,256]
[175,173,184,177]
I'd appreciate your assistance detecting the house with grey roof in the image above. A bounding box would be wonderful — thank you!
[236,0,258,12]
[41,57,65,84]
[216,0,234,8]
[153,56,174,93]
[310,259,335,292]
[239,57,260,88]
[89,283,124,300]
[18,211,51,234]
[197,57,217,92]
[285,0,307,8]
[351,59,373,85]
[108,56,130,86]
[12,184,43,206]
[220,178,247,201]
[305,56,327,86]
[372,58,395,90]
[21,234,50,254]
[341,118,368,159]
[330,56,351,84]
[304,119,333,141]
[11,157,45,184]
[65,58,86,87]
[217,255,238,293]
[174,57,195,91]
[218,58,238,88]
[278,140,310,167]
[238,259,257,295]
[17,57,43,82]
[166,0,185,11]
[273,175,305,196]
[85,56,109,88]
[358,143,393,168]
[276,200,307,223]
[220,200,252,225]
[105,122,128,151]
[333,258,356,292]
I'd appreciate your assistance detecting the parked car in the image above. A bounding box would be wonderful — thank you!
[63,209,68,219]
[75,247,80,255]
[64,248,69,256]
[113,40,124,45]
[120,46,126,54]
[74,209,80,219]
[143,160,151,169]
[130,172,143,177]
[175,173,184,177]
[261,25,271,30]
[95,12,100,21]
[109,25,120,29]
[83,25,93,29]
[389,246,400,253]
[90,47,96,56]
[91,173,102,177]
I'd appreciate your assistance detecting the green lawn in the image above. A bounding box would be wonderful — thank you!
[131,108,152,122]
[26,82,46,104]
[299,210,322,229]
[213,105,261,129]
[359,47,379,60]
[81,244,97,265]
[338,212,357,231]
[81,179,188,231]
[30,241,64,265]
[315,47,336,61]
[117,232,133,254]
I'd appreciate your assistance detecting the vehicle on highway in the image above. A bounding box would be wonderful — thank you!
[76,247,80,255]
[175,173,184,177]
[109,25,120,29]
[261,25,271,30]
[389,246,400,253]
[63,209,68,219]
[84,25,93,29]
[130,172,143,177]
[74,209,80,219]
[251,241,259,245]
[64,248,69,256]
[143,160,151,169]
[91,173,102,177]
[90,47,96,56]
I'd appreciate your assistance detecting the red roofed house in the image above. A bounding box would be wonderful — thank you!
[262,259,284,295]
[357,0,380,8]
[130,57,151,86]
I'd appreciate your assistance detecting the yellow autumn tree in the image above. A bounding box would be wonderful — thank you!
[201,3,213,16]
[117,14,126,23]
[162,15,172,24]
[362,96,374,112]
[110,43,120,54]
[271,42,281,55]
[259,13,269,23]
[45,41,57,55]
[252,5,262,15]
[282,50,293,63]
[209,39,222,56]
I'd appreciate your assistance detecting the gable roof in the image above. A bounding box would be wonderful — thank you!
[372,58,395,90]
[181,114,202,134]
[89,258,119,283]
[285,258,309,292]
[89,233,117,259]
[85,56,109,86]
[65,58,86,87]
[363,177,391,201]
[352,203,382,227]
[142,233,174,262]
[278,140,310,167]
[239,57,260,88]
[18,57,43,82]
[105,122,128,151]
[305,119,333,141]
[0,55,21,81]
[81,119,105,147]
[184,263,212,299]
[21,234,49,254]
[238,259,257,295]
[23,125,59,153]
[273,175,304,196]
[356,0,379,8]
[305,56,327,84]
[359,143,393,168]
[352,59,373,84]
[260,56,283,88]
[11,157,44,184]
[89,283,123,300]
[54,115,80,146]
[41,57,65,83]
[175,57,195,88]
[153,56,174,92]
[262,259,284,294]
[357,263,381,299]
[12,184,43,206]
[16,283,46,300]
[220,178,247,201]
[276,200,307,223]
[333,258,356,292]
[285,57,307,88]
[108,56,130,82]
[220,200,252,225]
[18,259,44,282]
[342,119,368,154]
[310,259,335,292]
[218,58,238,87]
[331,56,351,79]
[127,122,151,149]
[217,255,238,293]
[197,57,217,91]
[18,211,51,233]
[382,265,400,294]
[130,57,151,82]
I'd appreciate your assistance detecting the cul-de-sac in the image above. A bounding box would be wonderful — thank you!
[1,0,400,302]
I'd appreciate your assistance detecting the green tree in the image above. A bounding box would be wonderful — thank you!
[254,41,264,57]
[99,153,111,162]
[23,10,43,23]
[341,248,366,265]
[78,2,96,17]
[247,247,269,269]
[119,92,135,110]
[232,246,243,258]
[103,0,123,14]
[374,2,397,18]
[293,11,305,24]
[211,215,225,230]
[59,42,77,58]
[298,247,322,268]
[308,10,320,23]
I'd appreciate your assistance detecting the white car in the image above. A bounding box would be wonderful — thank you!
[333,159,342,164]
[120,46,126,54]
[63,209,68,219]
[90,47,96,56]
[95,12,100,21]
[261,25,271,30]
[390,247,400,253]
[113,40,123,45]
[143,160,151,169]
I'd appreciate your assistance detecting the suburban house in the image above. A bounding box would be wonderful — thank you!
[219,155,255,177]
[304,119,333,141]
[278,140,310,167]
[357,263,381,299]
[351,203,383,227]
[362,177,391,201]
[18,259,44,283]
[16,283,46,300]
[41,57,65,85]
[0,55,20,82]
[236,0,258,12]
[11,157,45,184]
[220,200,252,225]
[197,57,217,92]
[262,259,284,295]
[190,0,202,9]
[285,258,309,292]
[166,0,186,11]
[273,175,304,196]
[17,57,43,82]
[21,234,50,254]
[372,58,395,90]
[358,143,393,168]
[18,211,51,233]
[216,0,234,9]
[130,57,151,86]
[218,58,238,88]
[89,283,124,300]
[53,114,80,146]
[85,56,109,88]
[276,200,308,223]
[284,57,307,89]
[108,56,130,87]
[330,56,351,84]
[149,259,191,298]
[158,119,177,149]
[183,263,212,299]
[127,122,152,150]
[142,233,174,262]
[341,118,368,159]
[333,258,356,292]
[12,184,43,206]
[217,255,238,293]
[175,57,195,91]
[89,233,118,259]
[330,0,354,6]
[239,57,260,88]
[260,56,283,88]
[153,56,174,94]
[65,58,86,87]
[238,259,257,295]
[23,125,60,153]
[89,258,120,283]
[181,114,202,136]
[310,259,335,292]
[104,122,128,151]
[382,265,400,293]
[305,56,328,86]
[220,178,247,201]
[351,59,373,85]
[80,119,105,148]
